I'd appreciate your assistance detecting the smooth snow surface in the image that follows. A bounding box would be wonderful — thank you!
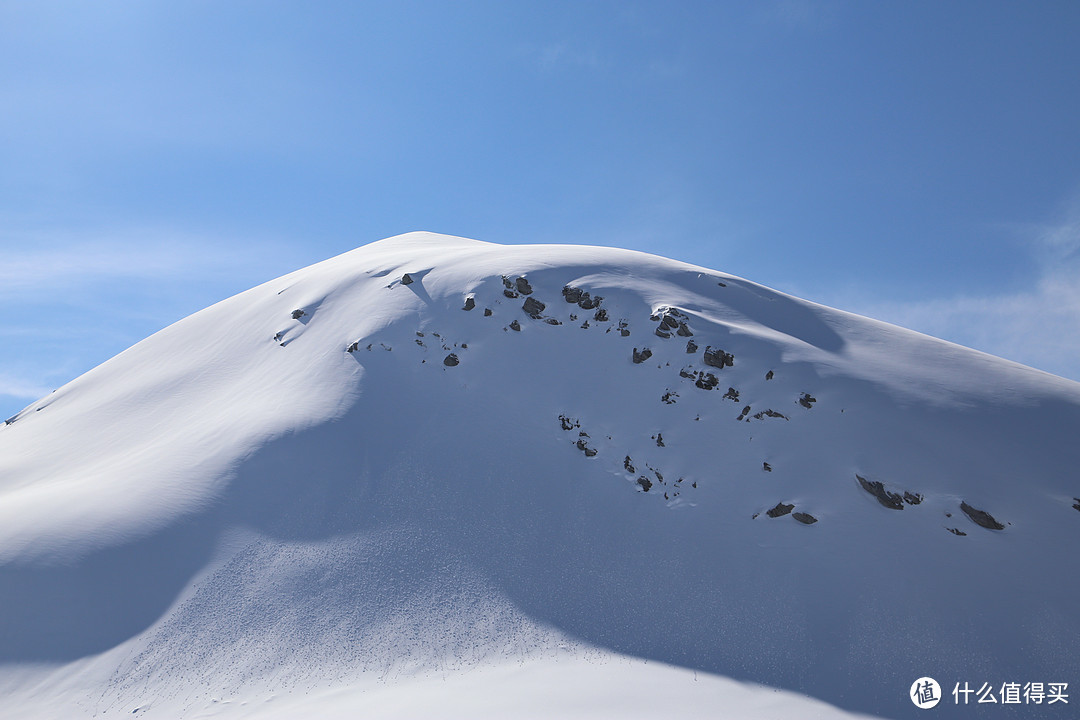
[2,232,1078,719]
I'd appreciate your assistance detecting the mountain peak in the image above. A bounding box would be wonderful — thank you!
[2,234,1078,719]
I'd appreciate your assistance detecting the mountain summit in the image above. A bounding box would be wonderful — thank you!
[2,232,1078,719]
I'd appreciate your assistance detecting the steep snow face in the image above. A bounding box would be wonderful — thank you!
[2,232,1079,719]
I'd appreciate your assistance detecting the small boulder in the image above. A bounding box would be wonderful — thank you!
[463,297,476,311]
[484,308,493,316]
[401,274,414,286]
[509,320,521,332]
[799,392,817,409]
[632,347,653,364]
[947,527,967,536]
[959,501,1005,530]
[443,353,459,367]
[593,308,609,322]
[685,340,698,354]
[562,286,583,304]
[636,476,653,492]
[703,346,734,369]
[515,277,533,295]
[765,370,774,380]
[522,296,546,319]
[291,309,306,320]
[763,462,772,472]
[792,512,817,525]
[766,502,794,518]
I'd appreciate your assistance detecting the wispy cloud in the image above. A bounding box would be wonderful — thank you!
[0,224,304,300]
[0,374,53,403]
[829,200,1080,383]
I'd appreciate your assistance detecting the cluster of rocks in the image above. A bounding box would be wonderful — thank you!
[562,285,603,310]
[856,474,922,510]
[757,501,817,525]
[650,307,693,339]
[501,275,533,298]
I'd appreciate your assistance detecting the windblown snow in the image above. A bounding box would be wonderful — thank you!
[2,232,1078,719]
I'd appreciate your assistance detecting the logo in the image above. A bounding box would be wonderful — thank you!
[911,677,942,709]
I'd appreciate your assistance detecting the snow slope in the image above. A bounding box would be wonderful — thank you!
[1,232,1078,719]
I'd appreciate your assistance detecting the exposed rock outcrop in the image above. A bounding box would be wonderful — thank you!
[960,501,1005,530]
[856,474,904,510]
[766,502,794,518]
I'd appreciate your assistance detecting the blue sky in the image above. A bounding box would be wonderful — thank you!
[2,1,1079,420]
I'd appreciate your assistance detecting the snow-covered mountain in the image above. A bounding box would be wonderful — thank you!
[2,232,1078,719]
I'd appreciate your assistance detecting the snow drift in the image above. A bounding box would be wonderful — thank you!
[1,232,1078,719]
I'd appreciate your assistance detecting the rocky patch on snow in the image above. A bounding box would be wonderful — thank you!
[960,501,1005,530]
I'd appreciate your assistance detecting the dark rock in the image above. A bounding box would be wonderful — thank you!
[763,462,772,472]
[1073,498,1080,512]
[752,409,788,420]
[793,512,817,525]
[661,390,678,404]
[679,368,695,379]
[676,322,693,337]
[736,406,751,421]
[765,370,774,380]
[717,281,727,287]
[624,456,635,473]
[655,433,665,447]
[960,501,1005,530]
[559,415,579,431]
[593,308,608,322]
[703,346,734,369]
[723,387,740,401]
[576,439,597,457]
[799,392,817,409]
[766,502,794,518]
[578,293,601,310]
[291,309,306,320]
[484,308,493,316]
[346,341,359,353]
[401,274,414,286]
[655,327,672,339]
[463,297,476,311]
[636,476,653,492]
[522,296,546,319]
[562,286,583,304]
[661,315,679,330]
[856,474,904,510]
[443,353,459,367]
[515,277,533,295]
[416,331,425,337]
[509,320,521,331]
[695,372,719,391]
[632,347,653,364]
[685,340,698,354]
[503,289,519,299]
[545,318,561,325]
[947,527,967,536]
[502,276,514,289]
[903,492,923,505]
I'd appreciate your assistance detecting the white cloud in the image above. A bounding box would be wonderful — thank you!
[830,203,1080,383]
[0,224,305,300]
